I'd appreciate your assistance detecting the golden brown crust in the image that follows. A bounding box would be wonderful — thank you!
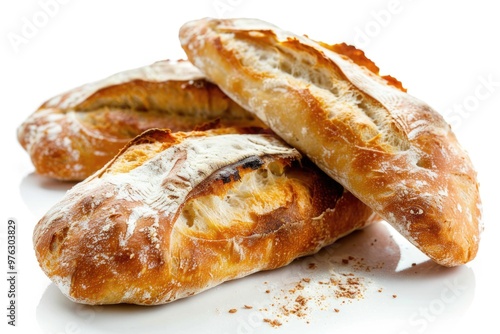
[317,42,406,92]
[33,127,377,305]
[17,60,264,181]
[179,18,482,266]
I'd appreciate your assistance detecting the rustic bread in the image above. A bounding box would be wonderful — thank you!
[17,59,263,181]
[179,18,482,266]
[33,127,377,305]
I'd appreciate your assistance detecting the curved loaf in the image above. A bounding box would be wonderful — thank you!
[33,127,376,305]
[179,18,482,266]
[17,59,263,181]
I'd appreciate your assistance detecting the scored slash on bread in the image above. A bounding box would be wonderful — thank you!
[179,18,482,267]
[33,127,377,305]
[17,59,264,181]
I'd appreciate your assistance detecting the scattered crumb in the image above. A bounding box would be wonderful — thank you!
[411,263,416,267]
[331,273,365,299]
[259,261,369,327]
[229,253,391,328]
[264,318,282,327]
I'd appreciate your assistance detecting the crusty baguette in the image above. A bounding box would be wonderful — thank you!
[179,18,482,267]
[17,59,263,181]
[33,127,377,305]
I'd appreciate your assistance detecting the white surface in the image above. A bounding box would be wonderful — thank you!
[1,1,499,333]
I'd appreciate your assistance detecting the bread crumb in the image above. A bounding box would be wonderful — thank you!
[264,318,282,327]
[260,263,368,327]
[244,305,253,309]
[228,308,237,313]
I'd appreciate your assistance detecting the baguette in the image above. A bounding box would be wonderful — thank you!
[17,59,263,181]
[179,18,482,266]
[33,127,377,305]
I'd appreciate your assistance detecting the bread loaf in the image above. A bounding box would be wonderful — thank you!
[17,59,263,181]
[33,127,377,305]
[179,18,482,266]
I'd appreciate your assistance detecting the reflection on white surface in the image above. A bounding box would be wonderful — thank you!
[35,223,476,334]
[19,172,76,217]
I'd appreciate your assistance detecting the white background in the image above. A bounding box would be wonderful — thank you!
[1,1,499,333]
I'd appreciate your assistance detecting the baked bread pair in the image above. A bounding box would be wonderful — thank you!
[27,49,379,305]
